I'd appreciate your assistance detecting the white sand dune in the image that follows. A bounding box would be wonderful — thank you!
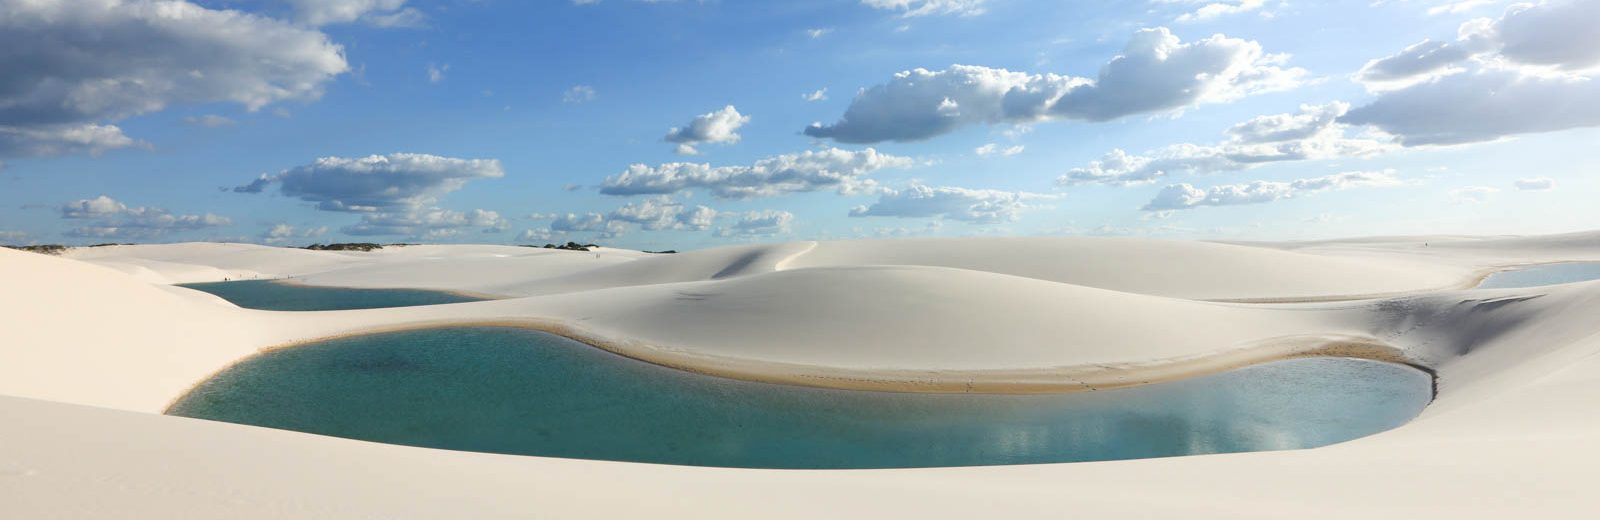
[5,232,1600,517]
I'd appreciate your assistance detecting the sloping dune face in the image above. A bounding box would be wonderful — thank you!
[782,237,1473,300]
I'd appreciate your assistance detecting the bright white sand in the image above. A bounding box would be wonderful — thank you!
[5,233,1600,517]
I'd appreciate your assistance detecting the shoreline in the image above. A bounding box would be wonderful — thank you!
[163,317,1432,414]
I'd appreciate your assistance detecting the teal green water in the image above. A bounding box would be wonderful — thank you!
[1477,262,1600,289]
[169,327,1433,469]
[179,280,483,311]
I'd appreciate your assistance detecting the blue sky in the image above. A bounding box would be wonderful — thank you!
[2,0,1597,250]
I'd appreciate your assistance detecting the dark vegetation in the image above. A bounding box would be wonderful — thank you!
[522,242,602,252]
[4,244,68,255]
[644,250,678,254]
[303,243,384,252]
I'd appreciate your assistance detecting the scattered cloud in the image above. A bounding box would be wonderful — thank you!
[427,63,449,83]
[1514,176,1555,190]
[1141,170,1404,211]
[59,195,231,239]
[974,143,1024,157]
[804,28,1304,143]
[803,88,829,102]
[715,210,794,237]
[0,230,28,243]
[1173,0,1271,23]
[563,85,598,103]
[861,0,989,17]
[1060,102,1393,186]
[0,0,347,159]
[664,105,750,155]
[600,148,912,199]
[283,0,425,27]
[183,115,236,128]
[849,184,1056,223]
[343,208,507,237]
[261,223,328,243]
[807,28,832,38]
[1450,185,1499,203]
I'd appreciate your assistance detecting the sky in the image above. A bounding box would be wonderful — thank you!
[1,0,1598,251]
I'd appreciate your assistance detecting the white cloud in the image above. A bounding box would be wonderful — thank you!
[664,105,750,155]
[283,0,424,27]
[804,28,1304,143]
[427,63,449,83]
[261,223,327,243]
[1514,176,1555,190]
[861,0,988,17]
[803,88,829,102]
[605,196,718,231]
[517,228,556,242]
[1174,0,1270,23]
[1342,69,1600,145]
[563,85,598,103]
[0,0,347,158]
[233,153,505,212]
[0,124,137,158]
[807,28,832,38]
[59,195,231,239]
[849,184,1055,223]
[1450,185,1500,203]
[0,230,28,243]
[600,148,912,199]
[974,143,1024,157]
[1142,170,1404,211]
[715,210,794,237]
[343,208,507,237]
[1061,102,1393,186]
[1344,2,1600,145]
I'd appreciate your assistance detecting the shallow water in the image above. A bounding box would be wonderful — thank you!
[169,327,1432,469]
[179,280,483,311]
[1477,262,1600,289]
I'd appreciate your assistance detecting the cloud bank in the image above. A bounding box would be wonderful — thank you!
[1142,170,1403,211]
[600,148,912,199]
[804,28,1304,143]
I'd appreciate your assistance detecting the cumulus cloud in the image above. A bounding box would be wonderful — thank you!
[600,148,912,199]
[233,153,504,212]
[1358,1,1600,89]
[1344,1,1600,144]
[59,195,231,239]
[803,89,829,102]
[0,124,137,158]
[1141,170,1404,211]
[861,0,988,17]
[284,0,425,27]
[1061,102,1393,186]
[0,0,348,158]
[715,210,794,237]
[1343,69,1600,145]
[1514,177,1555,190]
[849,184,1055,223]
[663,105,750,155]
[607,197,718,231]
[803,28,1304,143]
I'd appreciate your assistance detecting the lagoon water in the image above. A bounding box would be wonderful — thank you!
[179,280,483,311]
[169,327,1432,469]
[1477,262,1600,290]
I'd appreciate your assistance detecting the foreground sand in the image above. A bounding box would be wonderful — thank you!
[5,233,1600,517]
